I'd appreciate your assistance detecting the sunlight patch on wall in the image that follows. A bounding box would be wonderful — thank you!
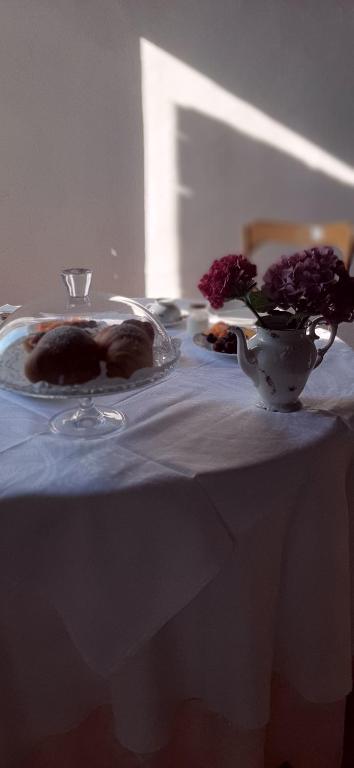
[141,39,354,297]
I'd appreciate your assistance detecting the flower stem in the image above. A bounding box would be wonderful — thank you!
[244,296,265,327]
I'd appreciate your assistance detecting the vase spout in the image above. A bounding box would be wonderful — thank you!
[234,327,258,385]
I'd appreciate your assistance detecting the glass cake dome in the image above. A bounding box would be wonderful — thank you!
[0,268,180,436]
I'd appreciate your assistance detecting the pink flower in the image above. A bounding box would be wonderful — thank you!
[198,255,257,309]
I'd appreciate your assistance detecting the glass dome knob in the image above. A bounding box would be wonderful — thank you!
[61,268,92,299]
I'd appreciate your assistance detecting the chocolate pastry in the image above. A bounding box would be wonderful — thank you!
[25,326,101,385]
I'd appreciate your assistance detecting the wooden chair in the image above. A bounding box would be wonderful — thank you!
[243,220,354,270]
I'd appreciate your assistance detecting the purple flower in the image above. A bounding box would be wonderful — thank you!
[322,275,354,324]
[262,246,350,318]
[198,255,257,309]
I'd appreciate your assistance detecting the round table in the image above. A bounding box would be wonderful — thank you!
[0,321,353,767]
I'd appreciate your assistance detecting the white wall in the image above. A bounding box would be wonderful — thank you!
[0,0,144,304]
[0,0,353,306]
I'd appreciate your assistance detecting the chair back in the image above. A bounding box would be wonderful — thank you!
[243,220,354,270]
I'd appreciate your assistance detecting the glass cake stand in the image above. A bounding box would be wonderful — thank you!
[0,268,180,437]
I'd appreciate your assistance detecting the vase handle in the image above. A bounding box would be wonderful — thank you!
[308,319,338,368]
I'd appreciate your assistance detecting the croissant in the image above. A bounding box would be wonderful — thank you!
[95,320,154,378]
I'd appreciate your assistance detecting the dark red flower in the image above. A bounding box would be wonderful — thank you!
[198,255,257,309]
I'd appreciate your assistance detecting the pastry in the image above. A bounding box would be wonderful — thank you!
[36,318,97,334]
[95,320,154,354]
[95,320,154,378]
[23,319,98,352]
[24,326,101,385]
[208,321,229,338]
[23,331,46,353]
[123,318,155,342]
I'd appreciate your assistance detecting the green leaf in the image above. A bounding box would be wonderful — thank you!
[246,289,275,313]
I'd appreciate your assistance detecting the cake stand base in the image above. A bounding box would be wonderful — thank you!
[50,397,126,437]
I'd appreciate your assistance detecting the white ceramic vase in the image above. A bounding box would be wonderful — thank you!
[234,319,337,412]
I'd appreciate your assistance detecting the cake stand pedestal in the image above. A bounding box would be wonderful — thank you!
[50,397,126,437]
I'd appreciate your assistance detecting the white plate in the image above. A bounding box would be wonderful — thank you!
[193,333,238,359]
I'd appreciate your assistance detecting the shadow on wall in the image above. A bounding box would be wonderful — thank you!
[176,107,354,298]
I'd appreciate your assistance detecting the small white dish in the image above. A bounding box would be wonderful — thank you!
[193,332,238,359]
[163,311,189,328]
[147,298,188,328]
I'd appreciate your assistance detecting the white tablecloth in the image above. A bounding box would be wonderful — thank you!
[0,323,353,760]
